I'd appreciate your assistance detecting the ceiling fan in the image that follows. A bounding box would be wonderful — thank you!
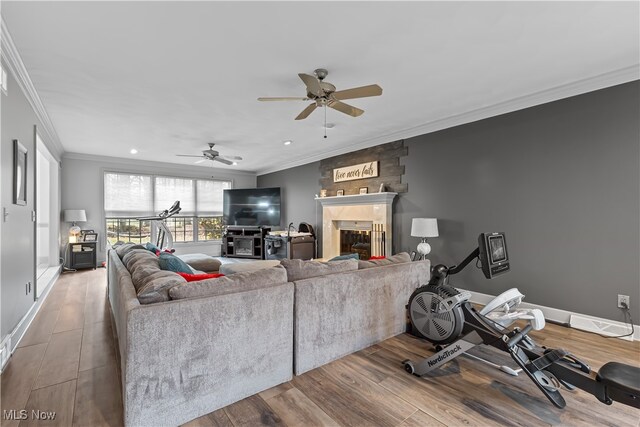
[176,143,242,166]
[258,68,382,120]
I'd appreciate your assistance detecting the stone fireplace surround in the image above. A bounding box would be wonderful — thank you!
[315,192,397,259]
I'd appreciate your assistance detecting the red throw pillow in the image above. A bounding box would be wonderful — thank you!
[369,256,386,260]
[177,272,225,282]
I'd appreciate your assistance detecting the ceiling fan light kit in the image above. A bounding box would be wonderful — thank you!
[258,68,383,123]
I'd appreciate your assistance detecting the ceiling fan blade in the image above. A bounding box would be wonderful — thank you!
[225,155,243,161]
[332,84,383,100]
[194,159,207,164]
[176,154,206,158]
[298,73,323,97]
[214,157,234,165]
[328,100,364,117]
[258,97,309,101]
[295,103,317,120]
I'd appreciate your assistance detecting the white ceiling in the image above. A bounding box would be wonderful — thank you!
[2,1,639,175]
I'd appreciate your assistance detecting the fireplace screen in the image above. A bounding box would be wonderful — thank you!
[235,238,253,256]
[340,229,371,260]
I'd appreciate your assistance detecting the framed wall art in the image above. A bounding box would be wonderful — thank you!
[14,139,27,205]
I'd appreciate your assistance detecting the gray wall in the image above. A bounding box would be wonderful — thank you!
[258,81,640,322]
[1,58,60,337]
[61,155,257,264]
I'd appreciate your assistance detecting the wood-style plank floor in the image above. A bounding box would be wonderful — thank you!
[2,269,639,426]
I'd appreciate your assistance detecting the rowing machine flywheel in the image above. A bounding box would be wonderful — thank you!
[408,285,464,344]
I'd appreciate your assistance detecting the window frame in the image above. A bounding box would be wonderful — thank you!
[103,170,231,246]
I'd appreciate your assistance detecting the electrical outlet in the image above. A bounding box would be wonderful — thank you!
[617,294,630,309]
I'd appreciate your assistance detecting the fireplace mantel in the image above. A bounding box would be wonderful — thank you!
[316,192,397,259]
[315,192,398,206]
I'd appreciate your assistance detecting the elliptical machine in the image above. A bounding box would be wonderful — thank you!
[137,201,182,250]
[404,232,640,409]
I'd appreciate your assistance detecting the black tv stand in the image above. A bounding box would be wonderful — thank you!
[223,226,271,259]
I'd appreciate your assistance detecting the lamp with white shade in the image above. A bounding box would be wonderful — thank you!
[411,218,438,260]
[64,209,87,243]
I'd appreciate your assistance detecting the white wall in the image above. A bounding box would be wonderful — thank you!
[60,153,257,264]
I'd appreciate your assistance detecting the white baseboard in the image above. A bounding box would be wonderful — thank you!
[0,265,61,373]
[460,288,639,342]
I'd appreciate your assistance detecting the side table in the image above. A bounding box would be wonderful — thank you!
[68,241,97,270]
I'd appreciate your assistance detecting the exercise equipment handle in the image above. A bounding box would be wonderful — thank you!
[506,324,533,348]
[449,248,480,275]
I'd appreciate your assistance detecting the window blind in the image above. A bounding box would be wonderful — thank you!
[154,176,195,215]
[104,173,153,217]
[196,180,231,215]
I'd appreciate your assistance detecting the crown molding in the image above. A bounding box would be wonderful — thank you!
[62,152,258,177]
[1,17,64,160]
[256,65,640,176]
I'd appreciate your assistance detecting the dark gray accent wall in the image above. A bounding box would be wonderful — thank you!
[258,81,639,322]
[399,81,639,323]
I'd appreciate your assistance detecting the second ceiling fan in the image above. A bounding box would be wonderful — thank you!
[258,68,382,120]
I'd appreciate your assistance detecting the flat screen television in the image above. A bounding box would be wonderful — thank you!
[223,187,281,227]
[478,232,510,279]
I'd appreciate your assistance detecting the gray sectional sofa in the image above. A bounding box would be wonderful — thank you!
[107,247,430,426]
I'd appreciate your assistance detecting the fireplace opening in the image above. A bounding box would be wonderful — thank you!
[340,229,371,260]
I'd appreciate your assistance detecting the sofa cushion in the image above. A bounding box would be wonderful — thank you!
[358,252,411,269]
[169,265,288,300]
[158,252,193,274]
[122,249,158,271]
[280,258,358,282]
[177,253,222,272]
[219,260,281,275]
[115,243,146,259]
[328,253,360,261]
[136,272,187,304]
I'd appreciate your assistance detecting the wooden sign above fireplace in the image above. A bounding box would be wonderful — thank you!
[333,161,379,183]
[319,140,408,196]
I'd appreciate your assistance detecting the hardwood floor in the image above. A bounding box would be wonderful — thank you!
[1,270,122,427]
[2,269,638,426]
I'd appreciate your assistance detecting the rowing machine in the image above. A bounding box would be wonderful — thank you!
[403,232,640,409]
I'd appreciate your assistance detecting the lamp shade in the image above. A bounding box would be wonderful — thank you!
[411,218,438,238]
[64,209,87,223]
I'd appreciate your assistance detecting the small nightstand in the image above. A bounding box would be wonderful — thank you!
[68,241,97,270]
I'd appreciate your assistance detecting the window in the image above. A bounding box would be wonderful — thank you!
[104,172,230,245]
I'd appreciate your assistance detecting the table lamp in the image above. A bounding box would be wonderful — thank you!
[64,209,87,243]
[411,218,438,259]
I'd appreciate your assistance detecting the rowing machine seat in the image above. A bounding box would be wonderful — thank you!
[597,362,640,397]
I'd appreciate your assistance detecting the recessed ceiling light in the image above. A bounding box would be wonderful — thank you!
[283,140,292,146]
[232,162,238,166]
[324,123,335,129]
[130,148,138,154]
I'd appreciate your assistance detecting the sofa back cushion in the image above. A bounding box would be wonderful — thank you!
[358,252,411,269]
[169,265,288,300]
[280,258,358,282]
[115,243,146,259]
[121,248,186,304]
[123,249,159,272]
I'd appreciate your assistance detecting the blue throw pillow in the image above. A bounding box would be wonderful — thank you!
[329,253,360,262]
[145,242,159,254]
[158,252,193,274]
